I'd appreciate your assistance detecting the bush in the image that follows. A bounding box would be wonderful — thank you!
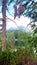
[0,49,16,65]
[0,46,37,65]
[0,48,25,65]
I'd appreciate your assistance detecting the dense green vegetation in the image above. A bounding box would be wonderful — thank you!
[0,46,37,65]
[0,30,37,65]
[6,30,37,52]
[0,0,37,65]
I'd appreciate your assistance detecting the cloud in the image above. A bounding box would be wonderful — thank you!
[0,13,31,31]
[6,15,31,31]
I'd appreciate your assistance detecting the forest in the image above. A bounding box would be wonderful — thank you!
[0,0,37,65]
[0,30,37,65]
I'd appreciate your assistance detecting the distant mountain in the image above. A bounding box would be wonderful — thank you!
[6,27,17,32]
[6,26,30,32]
[17,26,30,32]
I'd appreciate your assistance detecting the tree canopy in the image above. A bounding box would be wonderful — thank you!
[0,0,37,31]
[8,0,37,21]
[7,0,37,31]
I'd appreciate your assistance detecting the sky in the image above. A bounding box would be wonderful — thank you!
[0,13,31,32]
[0,1,33,32]
[7,15,31,28]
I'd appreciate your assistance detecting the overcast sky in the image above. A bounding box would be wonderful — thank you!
[0,1,32,31]
[0,13,31,32]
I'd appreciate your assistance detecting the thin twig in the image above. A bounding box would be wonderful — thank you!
[6,16,19,28]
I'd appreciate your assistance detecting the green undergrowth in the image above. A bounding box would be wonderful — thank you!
[0,45,37,65]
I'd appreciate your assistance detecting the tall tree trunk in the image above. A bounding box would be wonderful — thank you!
[2,0,6,51]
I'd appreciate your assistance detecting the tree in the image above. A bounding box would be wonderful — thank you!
[0,0,37,51]
[2,0,6,51]
[8,0,37,30]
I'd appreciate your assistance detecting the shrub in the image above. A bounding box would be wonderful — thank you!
[0,45,37,65]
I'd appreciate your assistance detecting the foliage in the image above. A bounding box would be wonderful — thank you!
[6,30,37,48]
[0,0,37,31]
[8,0,37,21]
[0,30,37,52]
[5,30,37,55]
[0,45,36,65]
[0,30,37,65]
